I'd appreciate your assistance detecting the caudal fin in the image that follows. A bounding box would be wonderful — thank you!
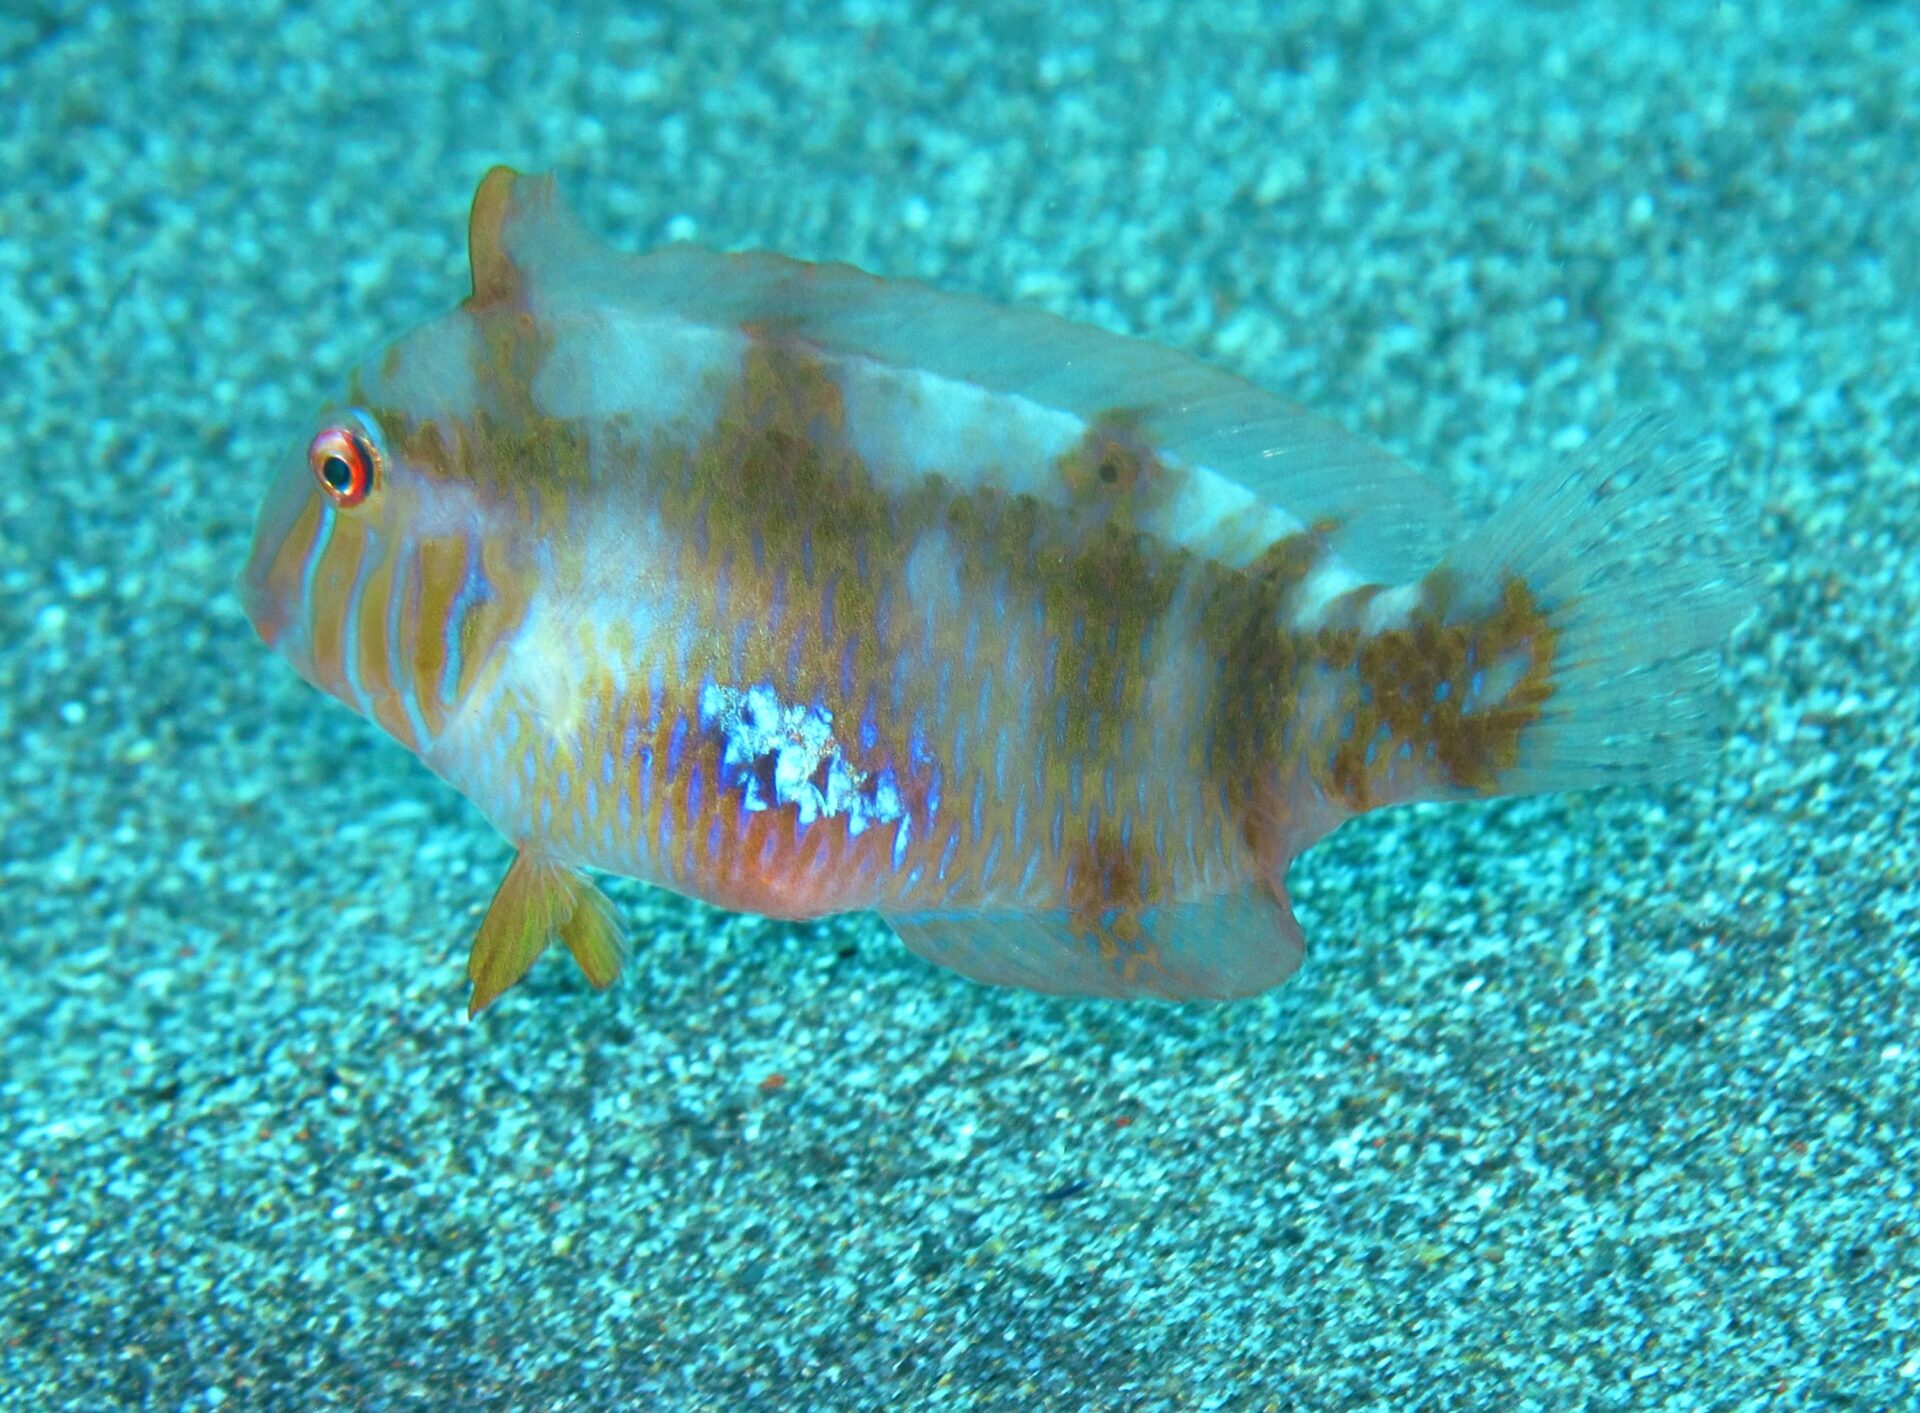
[1437,416,1758,796]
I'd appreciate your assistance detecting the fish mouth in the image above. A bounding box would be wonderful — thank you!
[237,553,286,648]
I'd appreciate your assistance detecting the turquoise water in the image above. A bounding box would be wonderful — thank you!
[4,2,1915,1408]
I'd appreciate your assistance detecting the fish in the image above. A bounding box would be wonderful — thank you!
[239,166,1753,1017]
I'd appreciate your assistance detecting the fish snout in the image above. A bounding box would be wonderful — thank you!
[238,456,319,657]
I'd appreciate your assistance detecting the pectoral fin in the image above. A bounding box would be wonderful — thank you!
[467,851,626,1017]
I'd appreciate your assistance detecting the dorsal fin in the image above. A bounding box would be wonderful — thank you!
[466,165,546,310]
[476,169,1460,576]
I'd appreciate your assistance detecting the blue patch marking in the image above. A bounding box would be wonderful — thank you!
[850,768,901,839]
[702,681,905,838]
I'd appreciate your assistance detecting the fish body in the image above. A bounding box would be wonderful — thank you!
[241,168,1750,1015]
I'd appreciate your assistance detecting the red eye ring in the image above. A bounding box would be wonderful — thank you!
[308,425,380,508]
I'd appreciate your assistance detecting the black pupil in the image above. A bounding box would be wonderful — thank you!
[321,454,354,494]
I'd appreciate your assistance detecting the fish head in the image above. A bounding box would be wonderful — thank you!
[241,167,606,753]
[239,326,541,755]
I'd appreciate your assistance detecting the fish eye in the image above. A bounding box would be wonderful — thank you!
[307,424,381,508]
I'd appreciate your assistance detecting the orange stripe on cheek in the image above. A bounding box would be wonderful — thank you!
[260,497,324,634]
[407,535,468,737]
[308,517,369,698]
[354,550,417,748]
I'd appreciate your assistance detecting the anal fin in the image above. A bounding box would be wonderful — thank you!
[467,851,627,1017]
[883,883,1306,1001]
